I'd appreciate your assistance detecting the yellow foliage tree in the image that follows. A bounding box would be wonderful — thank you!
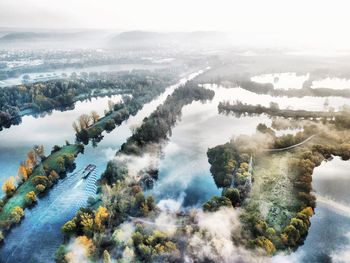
[81,213,94,234]
[25,191,37,206]
[2,176,16,197]
[11,206,24,223]
[95,206,109,230]
[65,236,95,262]
[18,164,28,182]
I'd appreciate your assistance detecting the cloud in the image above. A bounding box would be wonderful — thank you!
[114,151,160,180]
[65,237,92,263]
[185,207,267,263]
[157,192,185,212]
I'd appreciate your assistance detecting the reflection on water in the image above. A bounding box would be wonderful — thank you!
[149,85,271,208]
[0,63,167,87]
[277,157,350,262]
[252,72,350,91]
[312,77,350,90]
[251,73,310,90]
[2,72,350,262]
[0,95,122,186]
[208,84,350,111]
[0,70,202,262]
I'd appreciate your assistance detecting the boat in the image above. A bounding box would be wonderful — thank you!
[82,164,96,179]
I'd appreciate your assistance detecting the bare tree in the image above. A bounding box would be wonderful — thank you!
[72,121,80,133]
[108,100,115,112]
[78,114,91,129]
[91,111,100,124]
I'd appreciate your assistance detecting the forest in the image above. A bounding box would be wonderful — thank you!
[0,69,177,130]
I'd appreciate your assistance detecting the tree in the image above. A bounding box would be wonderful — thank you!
[222,187,240,207]
[35,184,46,193]
[49,170,59,184]
[104,119,116,132]
[254,236,276,255]
[25,191,37,206]
[32,175,50,187]
[72,121,80,133]
[78,114,91,130]
[81,213,94,235]
[61,220,77,235]
[108,100,115,112]
[103,250,111,263]
[203,196,232,212]
[91,111,100,124]
[146,196,155,211]
[18,164,28,182]
[10,206,24,223]
[2,176,16,197]
[95,206,109,230]
[55,245,67,263]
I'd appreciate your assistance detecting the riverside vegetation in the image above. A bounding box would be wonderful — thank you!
[0,142,84,241]
[56,83,215,262]
[203,105,350,255]
[0,69,177,131]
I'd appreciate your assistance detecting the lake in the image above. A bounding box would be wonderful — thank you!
[1,72,350,262]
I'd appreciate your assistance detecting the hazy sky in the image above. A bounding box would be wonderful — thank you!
[1,0,350,48]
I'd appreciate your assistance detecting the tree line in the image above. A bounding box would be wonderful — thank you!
[0,69,176,131]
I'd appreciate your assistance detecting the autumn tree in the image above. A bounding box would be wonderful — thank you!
[81,213,94,235]
[26,149,37,173]
[48,170,60,184]
[18,164,28,182]
[25,191,37,206]
[35,184,46,193]
[10,206,24,223]
[61,220,77,236]
[94,206,109,230]
[91,111,100,124]
[65,236,95,262]
[2,176,16,197]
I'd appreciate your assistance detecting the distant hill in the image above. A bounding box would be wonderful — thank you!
[0,30,113,49]
[0,29,232,50]
[107,31,231,50]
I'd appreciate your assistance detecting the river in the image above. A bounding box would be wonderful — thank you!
[1,73,350,262]
[0,70,202,262]
[275,157,350,263]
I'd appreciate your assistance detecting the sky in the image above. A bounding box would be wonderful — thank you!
[1,0,350,48]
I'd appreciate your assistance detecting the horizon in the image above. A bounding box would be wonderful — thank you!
[1,0,350,49]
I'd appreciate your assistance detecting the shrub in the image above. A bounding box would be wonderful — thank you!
[10,206,24,223]
[25,191,37,206]
[36,184,46,193]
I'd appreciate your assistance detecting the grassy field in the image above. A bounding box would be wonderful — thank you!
[249,152,301,231]
[0,144,82,221]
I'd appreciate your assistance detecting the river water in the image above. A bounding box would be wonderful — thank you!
[0,70,203,262]
[1,73,350,262]
[276,157,350,263]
